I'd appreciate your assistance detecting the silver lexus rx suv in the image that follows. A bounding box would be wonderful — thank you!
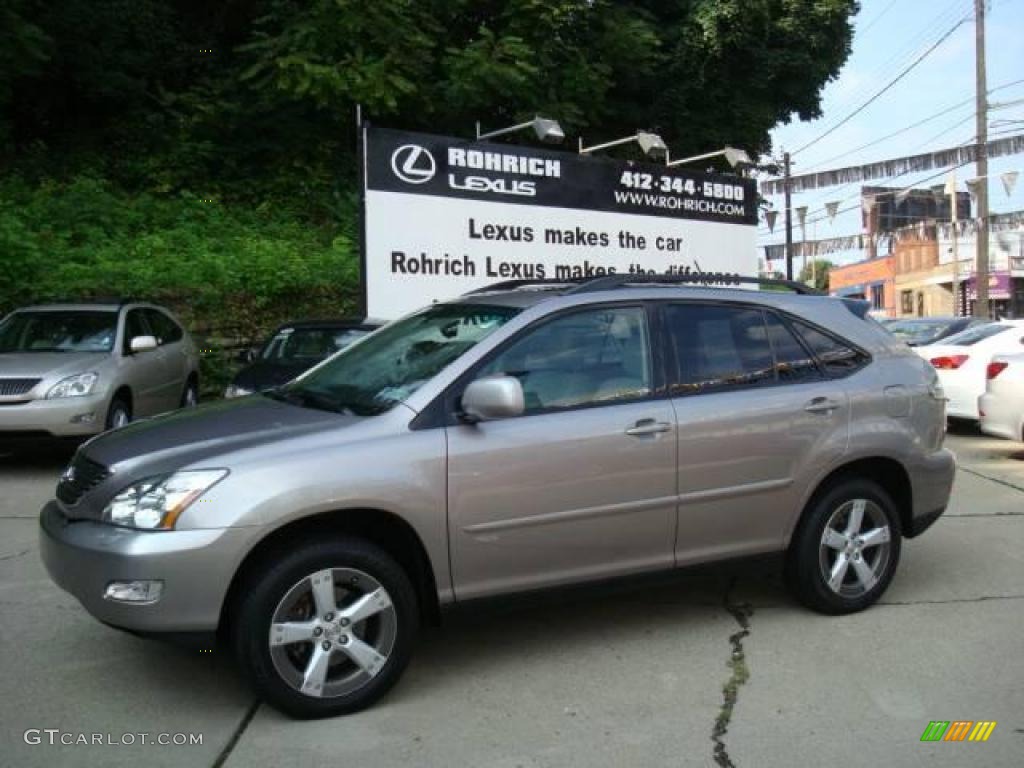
[0,300,200,438]
[39,276,955,718]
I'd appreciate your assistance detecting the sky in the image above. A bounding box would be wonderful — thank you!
[759,0,1024,267]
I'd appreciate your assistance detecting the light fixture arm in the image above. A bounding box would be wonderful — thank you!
[665,148,728,167]
[578,135,639,155]
[476,119,537,141]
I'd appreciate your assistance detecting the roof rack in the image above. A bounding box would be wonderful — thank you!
[565,273,821,295]
[464,273,821,297]
[463,279,584,295]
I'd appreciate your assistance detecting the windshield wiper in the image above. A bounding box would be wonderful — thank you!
[265,387,352,415]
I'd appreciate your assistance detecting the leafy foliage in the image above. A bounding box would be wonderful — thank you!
[0,0,858,343]
[798,259,836,292]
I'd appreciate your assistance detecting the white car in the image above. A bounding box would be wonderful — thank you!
[979,353,1024,441]
[917,319,1024,420]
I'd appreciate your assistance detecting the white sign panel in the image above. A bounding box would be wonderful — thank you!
[362,127,758,319]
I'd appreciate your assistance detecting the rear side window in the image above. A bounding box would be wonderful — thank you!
[665,304,774,394]
[791,321,868,377]
[764,313,823,382]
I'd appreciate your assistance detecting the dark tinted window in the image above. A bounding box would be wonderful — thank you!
[478,306,651,412]
[144,309,183,345]
[666,305,774,394]
[764,313,823,382]
[261,327,369,362]
[123,310,152,353]
[791,321,868,376]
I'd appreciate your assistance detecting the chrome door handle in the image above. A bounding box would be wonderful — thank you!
[625,419,672,436]
[804,397,840,414]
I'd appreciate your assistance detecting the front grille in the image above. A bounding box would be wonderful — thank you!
[56,455,111,505]
[0,378,40,397]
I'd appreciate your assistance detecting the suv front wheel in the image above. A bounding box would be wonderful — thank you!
[787,478,902,614]
[232,536,418,718]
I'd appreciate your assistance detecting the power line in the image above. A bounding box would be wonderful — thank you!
[857,0,900,38]
[791,15,971,156]
[797,79,1024,173]
[806,0,970,125]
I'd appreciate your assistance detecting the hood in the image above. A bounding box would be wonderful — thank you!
[82,394,358,471]
[0,351,109,380]
[231,360,315,392]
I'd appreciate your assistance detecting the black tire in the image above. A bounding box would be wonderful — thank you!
[232,536,418,719]
[180,376,199,408]
[786,477,902,615]
[104,395,131,431]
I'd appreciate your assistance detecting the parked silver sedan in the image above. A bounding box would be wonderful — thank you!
[979,353,1024,442]
[0,301,200,438]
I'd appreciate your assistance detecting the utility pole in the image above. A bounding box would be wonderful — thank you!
[783,151,794,280]
[974,0,990,318]
[948,169,961,317]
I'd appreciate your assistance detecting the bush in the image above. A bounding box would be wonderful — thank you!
[0,173,362,350]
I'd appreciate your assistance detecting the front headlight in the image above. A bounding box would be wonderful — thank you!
[101,469,228,530]
[46,372,99,399]
[224,384,253,399]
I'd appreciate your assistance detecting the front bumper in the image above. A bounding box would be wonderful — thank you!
[39,501,253,632]
[0,393,110,437]
[906,448,956,538]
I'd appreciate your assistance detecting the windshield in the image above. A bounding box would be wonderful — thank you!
[0,310,117,353]
[269,304,520,416]
[886,319,953,345]
[261,327,370,363]
[942,323,1011,347]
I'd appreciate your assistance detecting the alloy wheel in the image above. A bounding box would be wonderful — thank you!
[268,567,398,699]
[818,498,892,598]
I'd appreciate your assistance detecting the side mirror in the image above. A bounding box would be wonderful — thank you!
[236,347,256,363]
[129,335,158,353]
[461,375,525,422]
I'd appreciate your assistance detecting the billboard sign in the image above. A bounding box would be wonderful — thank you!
[362,126,758,319]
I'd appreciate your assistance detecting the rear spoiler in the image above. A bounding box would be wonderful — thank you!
[842,298,872,319]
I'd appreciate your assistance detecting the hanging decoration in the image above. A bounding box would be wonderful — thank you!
[826,201,840,222]
[1001,170,1019,197]
[965,177,980,204]
[764,209,778,233]
[759,133,1024,195]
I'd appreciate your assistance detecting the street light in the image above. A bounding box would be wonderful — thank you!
[666,146,752,170]
[578,131,668,160]
[475,116,565,144]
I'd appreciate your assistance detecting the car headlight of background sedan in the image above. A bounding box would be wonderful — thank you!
[101,469,228,529]
[46,372,99,399]
[224,384,253,398]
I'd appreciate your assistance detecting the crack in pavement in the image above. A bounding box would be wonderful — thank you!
[0,548,30,562]
[711,578,753,768]
[956,465,1024,494]
[877,594,1024,606]
[211,699,260,768]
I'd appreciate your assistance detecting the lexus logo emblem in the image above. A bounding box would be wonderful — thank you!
[391,144,436,184]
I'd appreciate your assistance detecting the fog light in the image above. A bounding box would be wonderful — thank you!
[103,580,164,604]
[70,412,96,424]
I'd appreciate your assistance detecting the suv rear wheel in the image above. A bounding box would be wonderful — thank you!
[232,537,418,718]
[787,478,902,614]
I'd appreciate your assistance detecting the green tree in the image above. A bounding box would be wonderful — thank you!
[798,259,835,293]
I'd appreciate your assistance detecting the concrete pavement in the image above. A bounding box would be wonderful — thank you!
[0,431,1021,767]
